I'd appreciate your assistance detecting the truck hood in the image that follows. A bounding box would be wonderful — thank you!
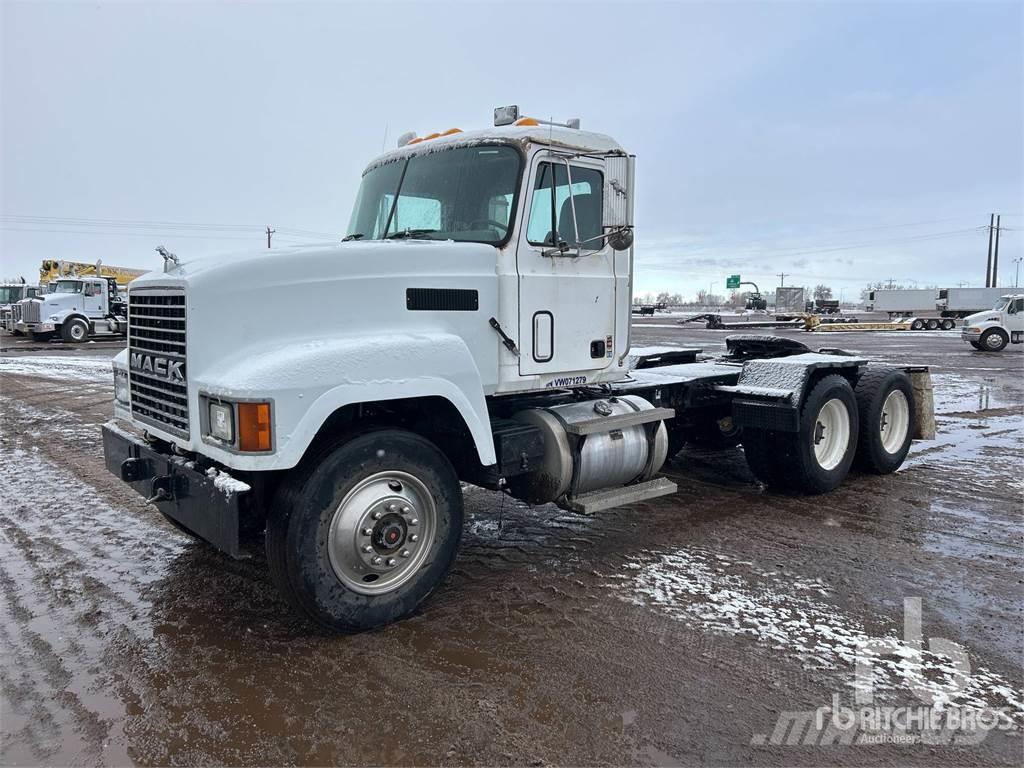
[962,309,1002,326]
[131,239,497,285]
[127,237,501,385]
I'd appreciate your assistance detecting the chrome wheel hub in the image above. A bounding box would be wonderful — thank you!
[327,471,434,595]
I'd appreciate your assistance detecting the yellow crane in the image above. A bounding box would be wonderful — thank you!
[39,259,146,286]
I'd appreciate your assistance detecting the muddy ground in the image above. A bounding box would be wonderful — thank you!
[1,324,1022,766]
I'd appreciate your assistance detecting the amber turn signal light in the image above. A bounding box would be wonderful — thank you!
[237,402,272,452]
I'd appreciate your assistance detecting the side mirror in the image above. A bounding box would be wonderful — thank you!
[607,227,634,251]
[604,154,635,251]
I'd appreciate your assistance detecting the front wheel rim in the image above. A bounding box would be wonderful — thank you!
[71,324,85,340]
[327,470,436,595]
[812,398,851,471]
[984,334,1003,349]
[879,389,910,454]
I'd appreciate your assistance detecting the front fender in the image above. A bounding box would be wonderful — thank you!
[193,333,495,471]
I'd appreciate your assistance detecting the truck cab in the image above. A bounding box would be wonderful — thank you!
[0,282,39,334]
[19,276,127,342]
[961,294,1024,351]
[102,106,936,632]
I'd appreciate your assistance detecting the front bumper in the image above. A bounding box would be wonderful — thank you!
[961,327,982,342]
[102,423,248,557]
[25,322,56,333]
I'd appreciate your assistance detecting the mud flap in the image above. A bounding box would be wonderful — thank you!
[102,424,247,557]
[906,368,936,440]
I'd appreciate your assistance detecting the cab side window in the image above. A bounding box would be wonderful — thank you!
[84,283,99,297]
[1011,299,1023,314]
[526,163,603,249]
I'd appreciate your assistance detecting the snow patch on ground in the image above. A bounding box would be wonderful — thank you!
[0,355,112,383]
[605,547,1022,721]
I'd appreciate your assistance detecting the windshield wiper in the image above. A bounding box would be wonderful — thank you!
[342,233,364,241]
[386,228,439,240]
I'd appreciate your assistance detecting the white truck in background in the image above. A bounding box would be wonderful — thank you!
[960,294,1024,351]
[936,287,1013,318]
[17,276,129,342]
[12,259,143,342]
[863,289,957,329]
[0,281,41,334]
[102,106,937,632]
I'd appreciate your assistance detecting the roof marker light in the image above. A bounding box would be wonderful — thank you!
[514,117,540,126]
[441,127,462,136]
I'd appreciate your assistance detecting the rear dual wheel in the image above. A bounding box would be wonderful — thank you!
[266,429,462,632]
[853,368,914,474]
[743,375,859,494]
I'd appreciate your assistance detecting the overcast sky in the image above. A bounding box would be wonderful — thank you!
[2,1,1022,300]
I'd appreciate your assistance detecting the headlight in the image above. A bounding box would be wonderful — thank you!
[49,315,60,321]
[114,368,130,405]
[209,402,234,442]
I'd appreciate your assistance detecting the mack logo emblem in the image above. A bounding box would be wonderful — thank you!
[130,352,185,382]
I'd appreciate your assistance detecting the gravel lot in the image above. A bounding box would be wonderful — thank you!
[1,323,1022,766]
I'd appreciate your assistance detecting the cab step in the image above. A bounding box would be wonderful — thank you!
[566,477,678,514]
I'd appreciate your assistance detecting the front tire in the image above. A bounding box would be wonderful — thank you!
[743,374,858,494]
[854,368,914,474]
[266,429,463,632]
[61,317,90,343]
[979,329,1008,352]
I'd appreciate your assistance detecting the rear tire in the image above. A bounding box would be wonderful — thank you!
[940,319,955,330]
[925,318,940,330]
[979,329,1008,352]
[910,319,925,330]
[743,374,858,494]
[854,368,915,474]
[266,429,463,632]
[61,317,90,343]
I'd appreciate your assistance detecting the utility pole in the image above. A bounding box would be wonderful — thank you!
[266,226,275,249]
[985,213,995,286]
[991,214,1001,287]
[777,272,787,287]
[1013,256,1022,288]
[886,277,895,289]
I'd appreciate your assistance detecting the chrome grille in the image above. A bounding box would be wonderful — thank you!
[128,289,188,436]
[21,301,40,323]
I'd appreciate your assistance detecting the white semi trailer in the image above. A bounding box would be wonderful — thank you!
[102,107,937,632]
[936,287,1013,318]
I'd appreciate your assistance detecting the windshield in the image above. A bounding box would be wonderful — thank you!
[0,287,23,304]
[54,280,84,294]
[346,144,521,245]
[993,297,1011,311]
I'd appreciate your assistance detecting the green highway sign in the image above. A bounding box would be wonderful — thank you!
[726,275,740,289]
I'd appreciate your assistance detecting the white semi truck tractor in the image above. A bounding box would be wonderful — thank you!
[960,294,1024,351]
[103,107,937,631]
[18,275,128,342]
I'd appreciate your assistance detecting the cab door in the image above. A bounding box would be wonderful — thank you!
[516,155,616,376]
[83,280,104,316]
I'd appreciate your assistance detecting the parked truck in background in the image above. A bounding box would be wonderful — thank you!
[936,287,1013,319]
[9,260,144,342]
[865,289,937,317]
[16,275,129,342]
[101,106,937,632]
[0,281,41,334]
[960,294,1024,351]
